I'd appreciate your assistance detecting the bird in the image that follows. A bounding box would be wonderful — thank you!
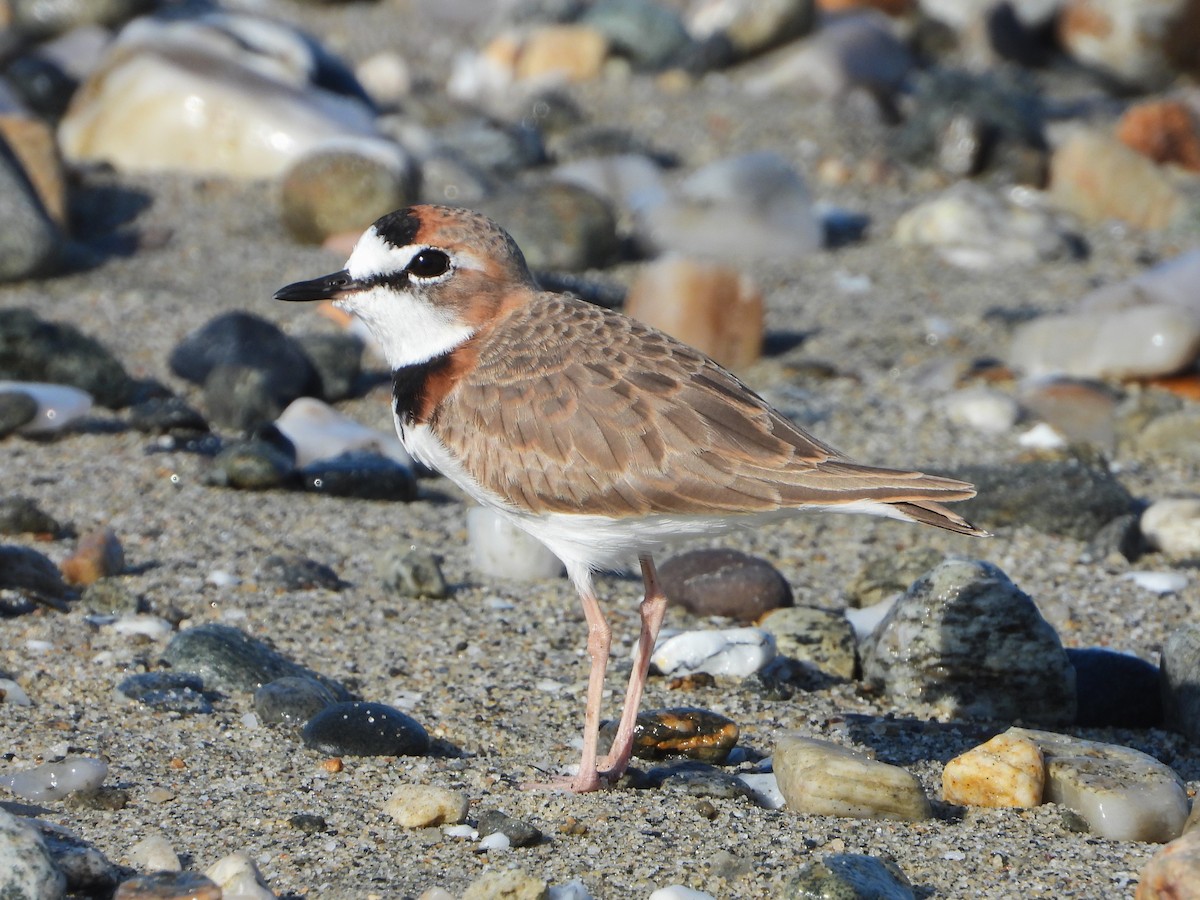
[275,204,985,792]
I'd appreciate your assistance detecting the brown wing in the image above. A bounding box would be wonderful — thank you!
[434,294,981,533]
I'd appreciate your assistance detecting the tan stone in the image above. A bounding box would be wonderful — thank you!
[0,114,68,227]
[942,731,1045,808]
[625,256,764,370]
[61,526,125,586]
[462,868,548,900]
[515,25,609,83]
[383,784,468,828]
[1136,827,1200,900]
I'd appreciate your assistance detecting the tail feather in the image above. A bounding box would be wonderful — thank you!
[888,499,989,537]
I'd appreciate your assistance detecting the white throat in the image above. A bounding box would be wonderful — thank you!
[335,286,473,370]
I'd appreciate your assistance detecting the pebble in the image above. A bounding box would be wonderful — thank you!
[291,333,365,405]
[59,14,378,178]
[0,757,108,802]
[115,871,221,900]
[737,772,785,809]
[468,507,565,581]
[384,784,469,828]
[1137,827,1200,900]
[0,388,38,436]
[461,867,549,900]
[127,396,209,436]
[1121,571,1189,595]
[1140,498,1200,561]
[0,544,72,610]
[893,183,1079,271]
[651,627,776,677]
[205,850,275,900]
[580,0,692,69]
[0,382,93,436]
[0,140,60,282]
[656,548,791,622]
[60,525,124,585]
[478,182,619,272]
[126,833,181,872]
[773,735,932,821]
[862,558,1077,724]
[784,853,916,900]
[118,672,212,715]
[516,24,611,84]
[206,439,296,491]
[942,730,1045,808]
[0,679,32,706]
[951,453,1133,540]
[624,257,765,371]
[686,0,817,62]
[1134,408,1200,463]
[638,151,821,265]
[1161,624,1200,744]
[280,140,418,245]
[1068,647,1162,728]
[757,606,857,680]
[1012,727,1189,843]
[301,701,431,757]
[1048,129,1183,231]
[161,623,350,698]
[253,676,340,727]
[1117,99,1200,171]
[845,546,945,609]
[110,613,186,640]
[1058,0,1200,91]
[0,496,61,536]
[648,888,715,900]
[299,451,419,501]
[376,547,450,599]
[599,707,739,763]
[1018,376,1119,449]
[940,387,1021,435]
[258,553,343,592]
[41,824,118,897]
[476,810,542,848]
[0,808,65,900]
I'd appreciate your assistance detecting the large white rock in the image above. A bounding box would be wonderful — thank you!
[651,627,776,677]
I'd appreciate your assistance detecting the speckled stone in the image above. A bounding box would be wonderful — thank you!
[658,549,791,622]
[258,554,344,592]
[376,547,449,599]
[461,868,548,900]
[476,810,542,848]
[292,332,364,404]
[383,784,468,827]
[38,822,118,897]
[845,547,946,608]
[253,676,340,727]
[1137,827,1200,900]
[942,731,1045,808]
[118,673,213,715]
[0,808,65,900]
[784,853,916,900]
[599,707,739,763]
[758,606,857,679]
[206,440,296,491]
[301,701,430,757]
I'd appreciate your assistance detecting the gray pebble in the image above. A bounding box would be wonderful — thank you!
[0,495,61,536]
[203,364,290,433]
[39,822,118,896]
[478,182,620,271]
[476,810,542,848]
[785,853,915,900]
[757,607,857,680]
[113,870,220,899]
[649,762,754,800]
[845,547,946,608]
[301,701,430,757]
[128,396,209,435]
[376,547,449,599]
[292,332,364,404]
[0,151,60,282]
[81,580,141,616]
[0,391,38,437]
[659,548,792,622]
[259,554,344,592]
[254,676,340,727]
[0,808,65,900]
[580,0,692,69]
[1161,624,1200,744]
[206,439,295,491]
[118,672,213,714]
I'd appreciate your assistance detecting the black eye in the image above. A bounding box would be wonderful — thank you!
[407,249,451,279]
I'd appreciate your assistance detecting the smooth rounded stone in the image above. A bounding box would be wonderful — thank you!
[637,152,821,265]
[117,673,213,715]
[517,24,611,83]
[1049,130,1183,231]
[0,544,73,610]
[0,141,59,281]
[206,438,295,491]
[478,182,619,272]
[376,547,449,599]
[862,558,1077,725]
[1135,408,1200,463]
[127,396,209,436]
[1058,0,1200,90]
[281,140,417,244]
[784,854,915,900]
[383,784,468,828]
[171,311,319,402]
[894,183,1079,271]
[774,735,932,822]
[302,701,430,757]
[430,118,546,180]
[1011,727,1189,843]
[0,757,107,802]
[0,382,92,436]
[299,450,418,501]
[0,679,32,706]
[1068,648,1162,728]
[1019,376,1120,449]
[1137,827,1200,900]
[845,546,946,609]
[600,707,739,763]
[657,548,790,622]
[648,888,715,900]
[940,387,1021,435]
[468,506,565,581]
[258,554,343,592]
[356,50,411,108]
[462,868,548,900]
[1087,512,1148,565]
[1124,570,1190,595]
[60,526,124,586]
[115,871,220,900]
[0,496,60,536]
[162,623,350,698]
[0,808,65,900]
[1141,498,1200,560]
[0,309,134,408]
[0,390,38,436]
[579,0,692,68]
[651,627,776,678]
[290,333,364,405]
[202,365,291,433]
[742,11,913,106]
[253,676,339,726]
[950,454,1134,540]
[276,398,409,469]
[476,810,542,848]
[126,833,182,874]
[686,0,817,60]
[1010,305,1200,381]
[758,606,856,680]
[625,257,764,371]
[1161,624,1200,744]
[1081,248,1200,319]
[942,731,1045,808]
[205,851,273,900]
[59,15,378,178]
[108,614,173,641]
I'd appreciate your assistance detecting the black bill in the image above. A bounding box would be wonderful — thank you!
[274,270,358,303]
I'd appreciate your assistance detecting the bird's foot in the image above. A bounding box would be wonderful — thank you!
[520,768,612,793]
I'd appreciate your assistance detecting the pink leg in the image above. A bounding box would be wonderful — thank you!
[599,553,667,780]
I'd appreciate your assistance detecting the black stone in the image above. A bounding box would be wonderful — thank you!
[259,554,344,592]
[300,451,417,501]
[128,396,209,435]
[0,495,62,536]
[1068,648,1161,728]
[301,701,430,757]
[0,390,38,437]
[255,676,340,727]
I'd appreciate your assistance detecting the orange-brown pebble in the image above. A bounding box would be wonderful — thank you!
[1116,100,1200,172]
[60,526,125,585]
[513,25,609,83]
[1136,827,1200,900]
[322,757,343,773]
[114,872,221,900]
[168,757,186,770]
[942,731,1046,808]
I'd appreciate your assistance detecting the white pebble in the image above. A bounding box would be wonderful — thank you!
[549,881,594,900]
[1140,498,1200,559]
[1122,571,1188,595]
[737,772,786,809]
[108,615,174,641]
[651,627,776,677]
[274,398,412,469]
[206,850,276,900]
[206,569,241,587]
[467,507,565,581]
[444,824,477,839]
[24,640,54,654]
[649,888,716,900]
[241,713,259,729]
[941,388,1021,435]
[1017,422,1068,450]
[843,594,898,641]
[127,832,181,872]
[0,381,93,434]
[0,679,31,706]
[0,757,108,801]
[478,832,510,851]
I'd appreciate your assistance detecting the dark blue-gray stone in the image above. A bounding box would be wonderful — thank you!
[118,672,213,714]
[0,309,135,407]
[301,701,430,757]
[1068,648,1161,728]
[254,676,340,727]
[300,451,417,501]
[0,496,61,536]
[259,554,343,592]
[0,390,38,437]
